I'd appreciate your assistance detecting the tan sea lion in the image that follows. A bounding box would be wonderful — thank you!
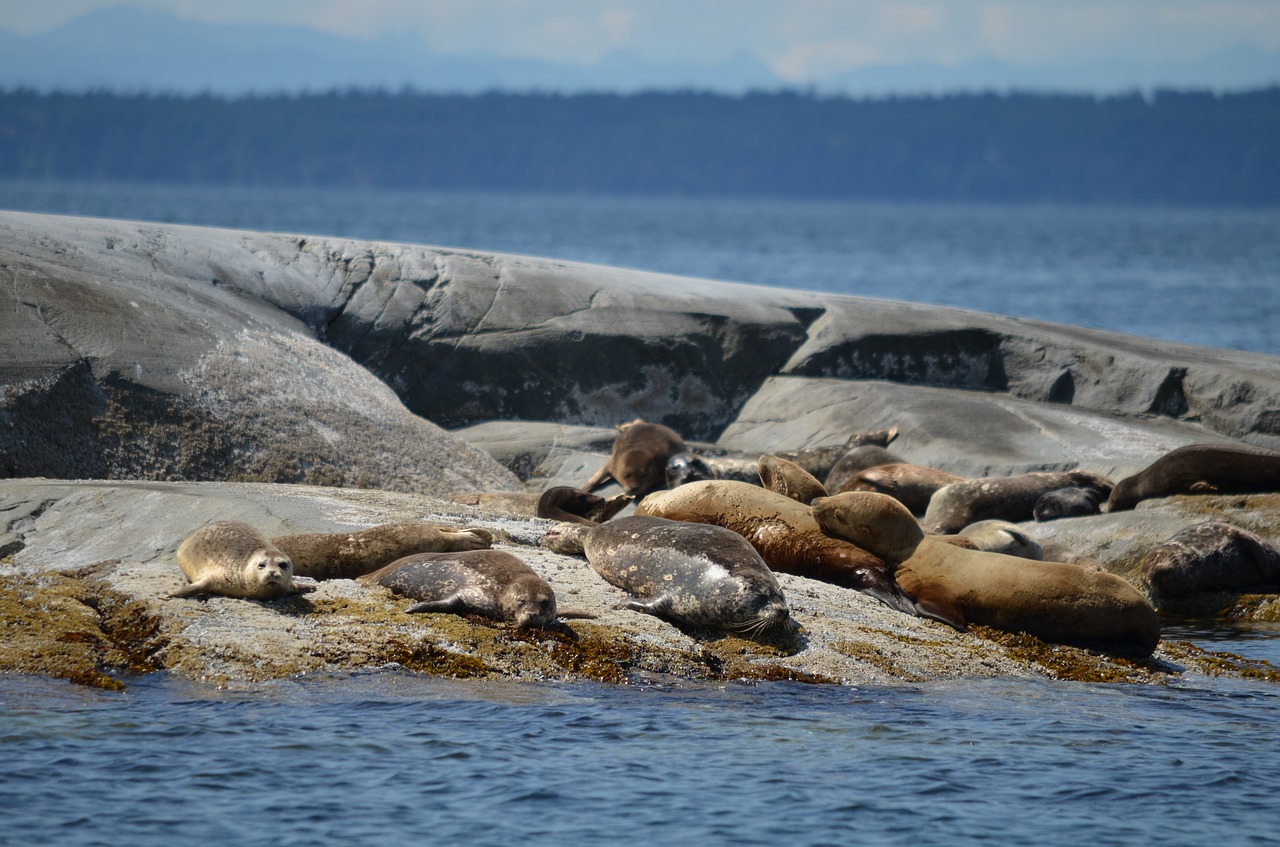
[1108,443,1280,511]
[1140,521,1280,605]
[273,522,493,580]
[923,470,1113,534]
[758,454,829,505]
[838,462,966,515]
[636,479,922,617]
[535,486,634,526]
[583,515,799,641]
[823,445,905,493]
[359,549,589,628]
[584,419,692,496]
[811,492,1160,657]
[167,520,314,600]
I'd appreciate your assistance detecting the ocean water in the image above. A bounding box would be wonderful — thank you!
[3,181,1280,846]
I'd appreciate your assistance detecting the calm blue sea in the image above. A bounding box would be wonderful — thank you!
[3,180,1280,847]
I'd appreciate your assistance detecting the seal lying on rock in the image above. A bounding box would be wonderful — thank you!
[273,522,493,580]
[811,492,1160,657]
[1140,521,1280,605]
[636,479,923,618]
[359,549,589,629]
[168,520,315,600]
[1033,486,1106,521]
[535,486,634,526]
[584,419,693,496]
[958,520,1043,560]
[823,445,906,494]
[582,515,800,641]
[836,462,966,516]
[1108,443,1280,511]
[923,470,1113,534]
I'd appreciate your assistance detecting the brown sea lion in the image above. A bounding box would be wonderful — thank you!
[636,479,922,617]
[838,462,966,516]
[811,492,1160,657]
[584,419,691,496]
[758,454,829,505]
[823,445,906,493]
[1108,443,1280,511]
[923,470,1113,535]
[535,486,634,526]
[168,520,314,600]
[359,549,589,628]
[1140,521,1280,604]
[273,522,493,580]
[582,515,799,641]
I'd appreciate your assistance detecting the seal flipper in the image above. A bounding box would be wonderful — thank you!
[165,579,213,599]
[619,594,675,620]
[902,585,967,632]
[405,594,476,615]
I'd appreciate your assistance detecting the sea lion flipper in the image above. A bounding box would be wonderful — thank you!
[583,464,612,492]
[908,589,968,632]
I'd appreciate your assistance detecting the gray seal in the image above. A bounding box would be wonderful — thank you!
[359,549,570,629]
[582,515,800,641]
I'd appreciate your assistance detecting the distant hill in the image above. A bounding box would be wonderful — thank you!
[1,6,1278,97]
[1,87,1276,206]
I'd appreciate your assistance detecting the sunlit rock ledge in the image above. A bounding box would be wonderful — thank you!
[2,210,1279,689]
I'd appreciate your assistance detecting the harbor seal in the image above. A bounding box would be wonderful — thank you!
[636,479,922,617]
[536,486,634,526]
[1033,486,1105,521]
[273,522,493,580]
[811,492,1161,657]
[582,515,800,641]
[1108,443,1280,511]
[584,419,692,496]
[837,462,966,516]
[1140,521,1280,604]
[665,452,717,488]
[957,520,1043,559]
[923,470,1113,534]
[359,549,584,628]
[168,520,314,600]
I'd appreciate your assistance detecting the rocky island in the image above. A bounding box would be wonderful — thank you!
[3,209,1279,690]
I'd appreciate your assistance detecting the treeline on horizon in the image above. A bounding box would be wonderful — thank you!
[1,86,1277,206]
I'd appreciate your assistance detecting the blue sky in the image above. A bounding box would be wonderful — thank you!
[4,0,1279,85]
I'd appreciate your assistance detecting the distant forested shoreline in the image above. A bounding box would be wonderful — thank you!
[1,87,1276,206]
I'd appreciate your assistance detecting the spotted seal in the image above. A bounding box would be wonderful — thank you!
[273,522,493,580]
[923,470,1113,534]
[583,515,799,641]
[1108,443,1280,511]
[811,492,1160,657]
[168,520,314,600]
[1140,521,1280,605]
[636,479,922,617]
[359,549,586,628]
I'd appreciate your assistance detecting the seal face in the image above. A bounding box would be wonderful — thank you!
[584,419,692,496]
[923,470,1113,534]
[636,479,921,617]
[1140,521,1280,605]
[273,522,493,580]
[169,520,311,600]
[1108,443,1280,511]
[359,549,559,629]
[812,492,1160,657]
[582,515,798,640]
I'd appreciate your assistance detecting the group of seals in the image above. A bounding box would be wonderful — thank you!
[811,492,1161,657]
[923,470,1113,535]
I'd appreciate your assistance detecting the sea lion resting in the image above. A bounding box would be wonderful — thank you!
[582,515,800,641]
[273,522,493,580]
[1108,443,1280,511]
[811,492,1160,658]
[636,479,924,618]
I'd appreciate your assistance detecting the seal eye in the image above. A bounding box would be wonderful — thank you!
[258,562,267,570]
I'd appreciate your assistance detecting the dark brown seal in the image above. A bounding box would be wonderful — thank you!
[636,479,922,617]
[168,520,314,600]
[923,470,1113,534]
[837,462,966,516]
[1140,521,1280,604]
[812,492,1161,657]
[583,515,799,641]
[536,486,634,526]
[358,549,577,629]
[823,445,905,493]
[584,419,691,496]
[1108,443,1280,511]
[272,522,493,580]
